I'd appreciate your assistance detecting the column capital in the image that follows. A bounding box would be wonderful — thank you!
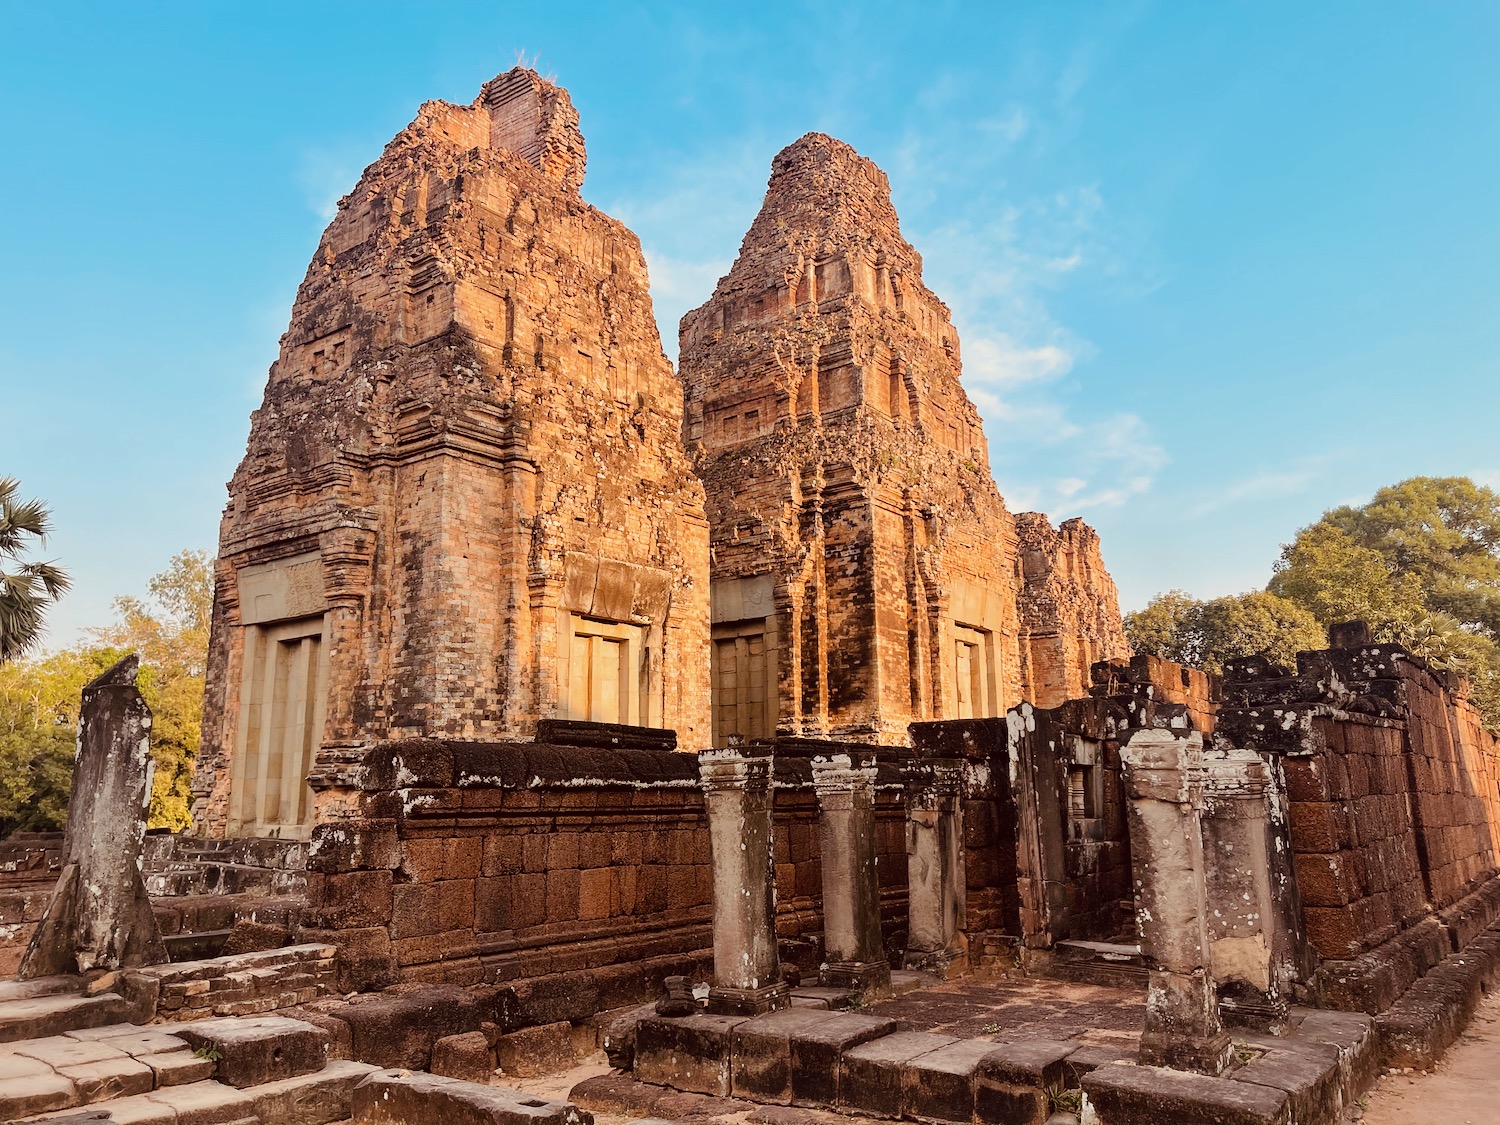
[698,745,774,792]
[810,751,878,796]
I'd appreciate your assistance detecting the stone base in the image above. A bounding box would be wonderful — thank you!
[1136,1029,1234,1076]
[705,982,791,1017]
[902,947,966,980]
[818,960,892,995]
[1217,988,1289,1035]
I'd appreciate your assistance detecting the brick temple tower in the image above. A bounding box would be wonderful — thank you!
[680,134,1126,745]
[194,70,711,837]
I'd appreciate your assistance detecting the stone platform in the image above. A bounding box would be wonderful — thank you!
[607,975,1380,1125]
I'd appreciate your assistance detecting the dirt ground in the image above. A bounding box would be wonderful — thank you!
[1361,990,1500,1124]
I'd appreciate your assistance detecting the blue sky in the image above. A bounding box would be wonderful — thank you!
[3,2,1497,646]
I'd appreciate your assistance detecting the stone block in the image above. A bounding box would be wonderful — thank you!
[174,1015,329,1088]
[248,1057,380,1125]
[974,1039,1073,1125]
[58,1054,156,1103]
[434,1031,496,1083]
[0,1071,79,1120]
[494,1020,577,1078]
[1233,1042,1341,1124]
[788,1012,897,1107]
[731,1008,846,1104]
[1081,1062,1289,1125]
[137,1049,218,1086]
[352,1069,594,1125]
[140,1078,258,1122]
[900,1039,997,1124]
[335,985,484,1069]
[839,1030,957,1118]
[633,1014,747,1096]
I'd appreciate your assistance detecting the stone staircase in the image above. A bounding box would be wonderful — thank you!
[142,837,308,900]
[0,977,596,1124]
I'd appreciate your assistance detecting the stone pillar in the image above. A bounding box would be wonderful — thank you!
[699,743,790,1015]
[1120,728,1232,1075]
[902,757,967,976]
[811,750,891,993]
[21,654,168,978]
[1200,742,1291,1032]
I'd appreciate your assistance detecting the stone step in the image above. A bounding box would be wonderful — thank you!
[0,978,87,1004]
[0,994,132,1044]
[351,1068,593,1125]
[175,1016,330,1088]
[12,1053,377,1124]
[0,1021,209,1120]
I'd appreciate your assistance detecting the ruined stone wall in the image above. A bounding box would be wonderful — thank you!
[1016,515,1131,709]
[1219,643,1500,963]
[196,70,710,839]
[298,737,911,1007]
[680,134,1124,744]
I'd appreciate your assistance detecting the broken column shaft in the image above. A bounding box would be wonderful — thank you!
[1200,741,1291,1032]
[21,654,168,978]
[902,757,967,976]
[811,750,891,993]
[699,744,790,1015]
[1120,728,1233,1075]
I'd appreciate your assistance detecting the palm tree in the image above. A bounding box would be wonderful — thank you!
[0,477,70,663]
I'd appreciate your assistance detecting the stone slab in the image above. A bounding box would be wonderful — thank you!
[57,1054,155,1103]
[840,1031,958,1118]
[174,1015,329,1088]
[248,1057,380,1125]
[975,1039,1074,1125]
[731,1008,846,1104]
[352,1068,594,1125]
[0,995,130,1043]
[901,1039,999,1124]
[634,1014,748,1096]
[0,1071,78,1120]
[13,1036,128,1068]
[1082,1061,1290,1125]
[143,1078,258,1123]
[788,1012,898,1107]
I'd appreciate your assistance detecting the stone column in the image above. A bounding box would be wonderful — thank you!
[811,750,891,993]
[21,654,168,978]
[1200,742,1291,1033]
[902,757,967,976]
[699,744,790,1015]
[1120,728,1233,1075]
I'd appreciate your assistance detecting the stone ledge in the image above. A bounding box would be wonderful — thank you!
[1081,1061,1290,1125]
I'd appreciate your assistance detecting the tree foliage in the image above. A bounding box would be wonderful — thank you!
[0,551,213,834]
[0,477,70,664]
[1125,590,1325,674]
[91,550,213,830]
[0,646,122,833]
[1131,477,1500,729]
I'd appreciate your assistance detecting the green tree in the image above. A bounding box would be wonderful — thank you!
[1125,590,1325,675]
[1270,477,1500,728]
[0,645,123,832]
[0,477,70,663]
[92,550,214,830]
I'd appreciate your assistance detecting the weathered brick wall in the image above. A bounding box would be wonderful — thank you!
[1284,715,1428,958]
[300,737,912,1012]
[1220,643,1500,963]
[1398,660,1500,909]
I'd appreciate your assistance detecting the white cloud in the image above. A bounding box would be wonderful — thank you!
[965,334,1074,388]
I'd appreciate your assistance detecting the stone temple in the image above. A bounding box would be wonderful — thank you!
[4,68,1500,1125]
